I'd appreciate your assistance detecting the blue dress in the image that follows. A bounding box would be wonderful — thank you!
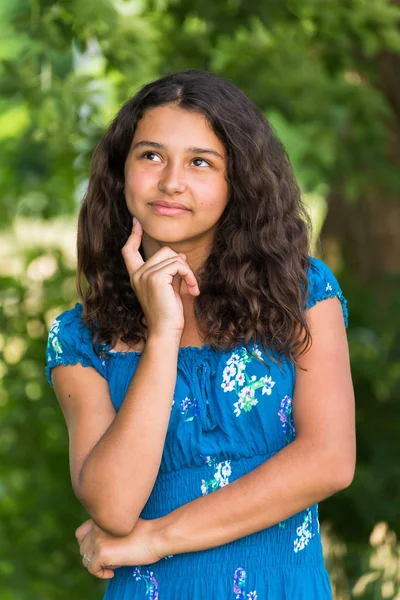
[45,257,348,600]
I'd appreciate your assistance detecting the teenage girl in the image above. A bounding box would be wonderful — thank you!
[46,70,355,599]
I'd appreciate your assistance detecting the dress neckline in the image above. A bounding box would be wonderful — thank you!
[75,302,218,356]
[104,342,216,356]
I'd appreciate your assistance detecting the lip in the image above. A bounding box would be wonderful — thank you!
[150,201,189,210]
[149,202,190,216]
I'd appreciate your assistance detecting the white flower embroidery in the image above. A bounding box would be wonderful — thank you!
[326,282,333,292]
[233,386,259,417]
[240,386,257,401]
[233,401,242,418]
[47,318,63,360]
[236,372,246,386]
[227,353,240,365]
[223,363,237,381]
[261,375,275,396]
[201,457,232,494]
[293,508,314,553]
[221,462,232,478]
[233,567,258,599]
[50,318,60,335]
[180,396,199,421]
[223,346,276,416]
[222,379,236,392]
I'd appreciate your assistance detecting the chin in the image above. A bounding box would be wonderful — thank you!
[143,221,190,237]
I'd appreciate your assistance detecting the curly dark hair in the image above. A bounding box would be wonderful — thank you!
[77,70,312,365]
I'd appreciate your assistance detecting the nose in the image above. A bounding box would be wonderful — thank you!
[158,160,187,195]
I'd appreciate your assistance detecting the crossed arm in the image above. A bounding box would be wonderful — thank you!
[151,297,355,554]
[74,297,355,577]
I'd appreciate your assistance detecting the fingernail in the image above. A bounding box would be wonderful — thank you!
[132,217,137,227]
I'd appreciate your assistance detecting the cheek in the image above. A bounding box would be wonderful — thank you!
[125,168,155,199]
[196,176,229,215]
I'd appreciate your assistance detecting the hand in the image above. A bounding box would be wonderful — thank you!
[121,217,200,339]
[75,517,165,580]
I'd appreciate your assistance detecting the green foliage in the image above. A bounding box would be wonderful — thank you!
[0,246,105,598]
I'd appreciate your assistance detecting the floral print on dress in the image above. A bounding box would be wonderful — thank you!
[200,455,232,495]
[47,318,63,361]
[293,507,314,553]
[100,357,108,377]
[180,396,199,422]
[316,504,321,534]
[277,395,296,443]
[221,346,276,417]
[233,567,258,599]
[132,567,158,599]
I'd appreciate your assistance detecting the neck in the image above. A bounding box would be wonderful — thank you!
[141,232,211,278]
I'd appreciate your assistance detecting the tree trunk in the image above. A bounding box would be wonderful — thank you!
[321,49,400,281]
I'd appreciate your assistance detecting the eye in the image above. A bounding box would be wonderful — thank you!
[192,158,211,167]
[141,151,162,162]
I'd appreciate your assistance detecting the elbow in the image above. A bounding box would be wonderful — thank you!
[332,463,355,492]
[92,511,138,537]
[84,499,139,537]
[74,487,139,537]
[327,453,356,492]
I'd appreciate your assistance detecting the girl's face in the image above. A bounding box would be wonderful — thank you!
[124,105,229,258]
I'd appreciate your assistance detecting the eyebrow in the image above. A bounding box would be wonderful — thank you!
[131,140,225,160]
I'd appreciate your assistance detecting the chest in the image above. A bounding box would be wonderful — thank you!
[178,324,205,349]
[112,319,205,352]
[106,343,297,470]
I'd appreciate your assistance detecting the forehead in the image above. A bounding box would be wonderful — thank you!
[133,105,226,154]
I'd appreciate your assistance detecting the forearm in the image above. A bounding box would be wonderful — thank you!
[78,335,180,535]
[155,438,354,555]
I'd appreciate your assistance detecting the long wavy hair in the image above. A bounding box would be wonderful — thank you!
[77,70,312,365]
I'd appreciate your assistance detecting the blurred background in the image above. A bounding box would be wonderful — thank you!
[0,1,400,598]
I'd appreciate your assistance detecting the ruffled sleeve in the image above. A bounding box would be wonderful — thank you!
[306,257,349,328]
[45,303,107,386]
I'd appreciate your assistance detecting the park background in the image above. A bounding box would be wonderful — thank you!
[0,0,400,598]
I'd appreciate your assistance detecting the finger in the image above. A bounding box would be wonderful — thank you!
[121,217,144,274]
[172,274,182,295]
[75,520,93,544]
[165,262,201,296]
[80,540,89,557]
[82,555,91,569]
[79,532,93,558]
[89,565,115,579]
[145,257,200,295]
[87,553,115,579]
[98,568,115,579]
[133,246,182,274]
[143,256,189,277]
[175,255,187,294]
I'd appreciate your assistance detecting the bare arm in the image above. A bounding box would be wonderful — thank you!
[52,218,200,537]
[53,334,180,537]
[74,296,355,576]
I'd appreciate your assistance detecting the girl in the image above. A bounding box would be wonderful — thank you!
[46,70,355,599]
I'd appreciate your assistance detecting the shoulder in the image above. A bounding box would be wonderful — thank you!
[306,257,348,328]
[47,302,90,350]
[45,303,106,386]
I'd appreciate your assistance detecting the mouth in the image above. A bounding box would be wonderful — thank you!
[149,202,191,216]
[150,201,189,210]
